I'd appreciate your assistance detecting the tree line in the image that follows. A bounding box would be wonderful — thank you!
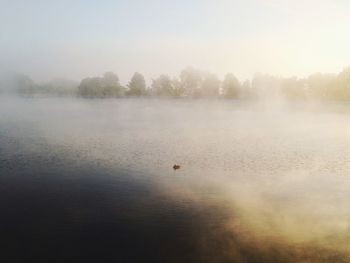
[77,69,244,98]
[4,66,350,101]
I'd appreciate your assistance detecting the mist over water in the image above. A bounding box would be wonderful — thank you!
[1,97,350,262]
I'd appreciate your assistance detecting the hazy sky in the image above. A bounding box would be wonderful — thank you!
[1,0,350,83]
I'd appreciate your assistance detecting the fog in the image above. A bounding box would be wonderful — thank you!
[3,0,350,261]
[1,96,350,261]
[2,0,350,82]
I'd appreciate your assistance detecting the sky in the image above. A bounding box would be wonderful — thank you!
[1,0,350,84]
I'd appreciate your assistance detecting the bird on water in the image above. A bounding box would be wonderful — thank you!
[173,164,181,170]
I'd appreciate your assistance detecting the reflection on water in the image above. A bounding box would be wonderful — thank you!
[1,97,350,262]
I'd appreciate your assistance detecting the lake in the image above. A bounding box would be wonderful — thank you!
[0,97,350,262]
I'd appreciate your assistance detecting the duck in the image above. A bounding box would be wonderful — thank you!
[173,164,181,170]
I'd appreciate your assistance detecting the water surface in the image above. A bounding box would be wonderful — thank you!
[1,97,349,262]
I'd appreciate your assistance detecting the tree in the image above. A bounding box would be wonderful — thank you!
[200,73,220,97]
[222,73,240,98]
[101,72,124,97]
[151,74,174,96]
[331,67,350,100]
[240,79,252,98]
[171,77,185,97]
[102,72,119,88]
[180,67,202,97]
[127,72,146,96]
[78,72,124,98]
[40,78,78,96]
[78,77,100,97]
[14,74,37,95]
[306,73,336,99]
